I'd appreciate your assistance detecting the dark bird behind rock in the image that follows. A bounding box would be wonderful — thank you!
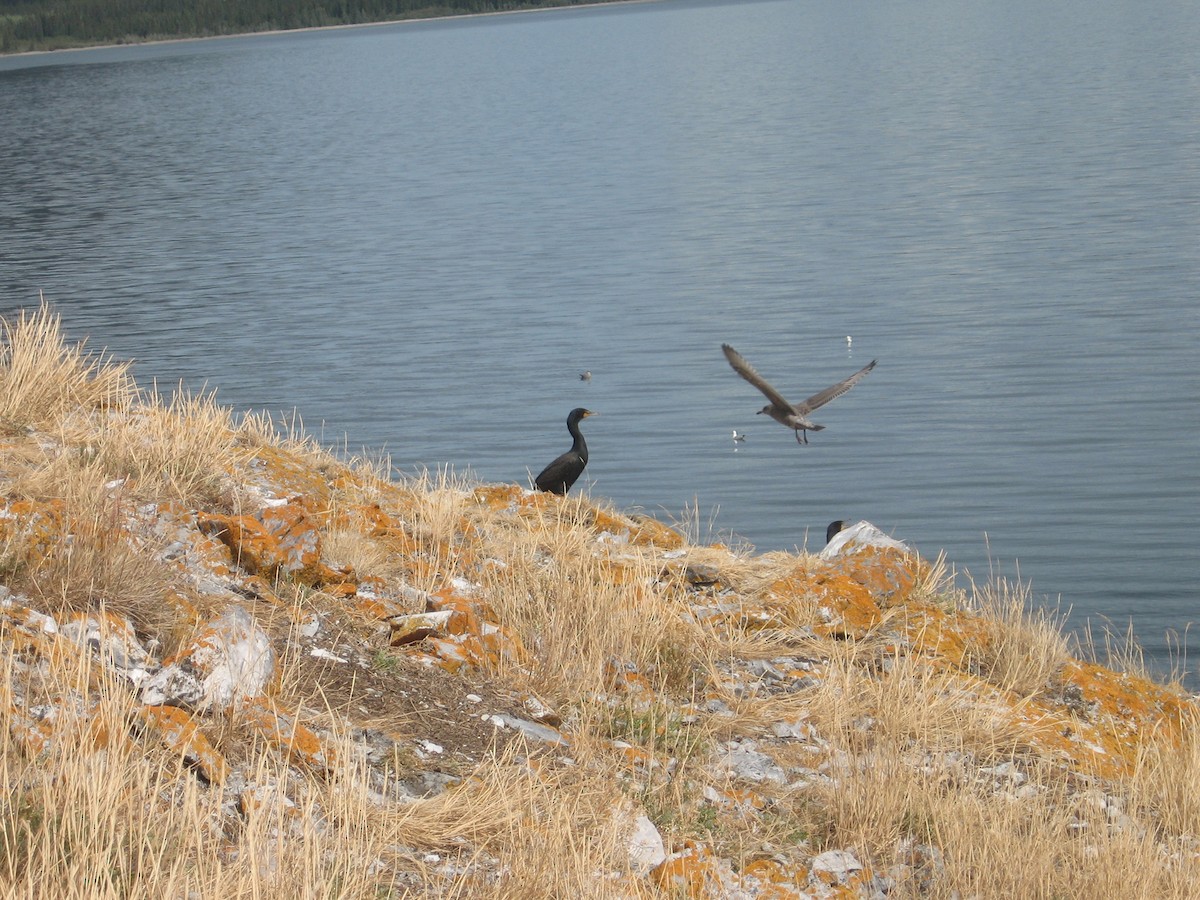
[534,408,595,495]
[826,520,846,545]
[721,344,876,444]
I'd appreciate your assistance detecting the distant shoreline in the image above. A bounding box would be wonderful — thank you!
[0,0,661,60]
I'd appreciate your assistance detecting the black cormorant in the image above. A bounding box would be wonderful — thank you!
[534,408,595,495]
[722,344,876,444]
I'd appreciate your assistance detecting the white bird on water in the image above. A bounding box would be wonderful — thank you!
[846,335,852,349]
[732,429,746,443]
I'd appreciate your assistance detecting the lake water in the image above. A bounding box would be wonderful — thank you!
[2,0,1198,682]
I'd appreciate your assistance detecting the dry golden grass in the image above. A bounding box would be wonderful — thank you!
[0,301,133,430]
[1128,708,1200,842]
[2,305,1199,898]
[962,575,1072,696]
[4,462,176,637]
[0,639,656,899]
[86,384,251,506]
[476,505,708,705]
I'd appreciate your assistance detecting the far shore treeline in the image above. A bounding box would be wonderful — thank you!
[0,0,620,54]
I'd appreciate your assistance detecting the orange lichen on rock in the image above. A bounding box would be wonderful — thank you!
[138,704,229,784]
[388,610,453,647]
[590,508,685,549]
[241,697,337,774]
[761,547,923,639]
[4,696,135,759]
[258,501,325,580]
[742,858,807,894]
[0,497,67,562]
[473,484,531,513]
[196,502,351,589]
[334,502,419,555]
[650,842,729,898]
[385,581,530,673]
[427,586,485,636]
[351,589,408,622]
[1032,659,1195,777]
[897,600,994,666]
[196,512,284,578]
[242,444,333,508]
[0,627,97,692]
[3,700,56,757]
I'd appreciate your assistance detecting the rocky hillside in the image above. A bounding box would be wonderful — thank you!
[0,304,1197,898]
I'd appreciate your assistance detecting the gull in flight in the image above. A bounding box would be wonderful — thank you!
[721,344,876,444]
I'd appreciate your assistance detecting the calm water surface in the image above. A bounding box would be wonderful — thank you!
[2,0,1198,680]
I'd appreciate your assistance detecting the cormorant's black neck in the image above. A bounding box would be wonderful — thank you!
[568,419,588,463]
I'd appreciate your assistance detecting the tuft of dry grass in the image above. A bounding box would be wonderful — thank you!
[963,575,1072,696]
[0,301,132,429]
[476,503,707,704]
[1128,708,1200,842]
[5,462,175,638]
[85,384,251,506]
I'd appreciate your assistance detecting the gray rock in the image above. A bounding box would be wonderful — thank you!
[140,605,274,710]
[626,812,666,874]
[59,612,156,686]
[716,740,787,785]
[810,848,864,884]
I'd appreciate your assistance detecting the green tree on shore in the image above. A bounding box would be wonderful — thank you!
[0,0,596,54]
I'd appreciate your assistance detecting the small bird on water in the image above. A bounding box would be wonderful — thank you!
[732,430,746,443]
[721,343,876,444]
[579,371,592,381]
[534,408,595,495]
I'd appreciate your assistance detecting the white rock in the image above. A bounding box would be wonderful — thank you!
[449,576,479,595]
[491,714,569,746]
[627,814,666,874]
[716,740,787,785]
[810,848,864,883]
[309,648,347,663]
[819,520,910,559]
[59,613,153,673]
[140,605,274,711]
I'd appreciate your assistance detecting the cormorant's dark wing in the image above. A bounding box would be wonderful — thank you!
[722,344,794,411]
[796,359,876,414]
[535,451,585,495]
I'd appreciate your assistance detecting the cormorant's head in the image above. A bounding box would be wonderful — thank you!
[568,408,595,425]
